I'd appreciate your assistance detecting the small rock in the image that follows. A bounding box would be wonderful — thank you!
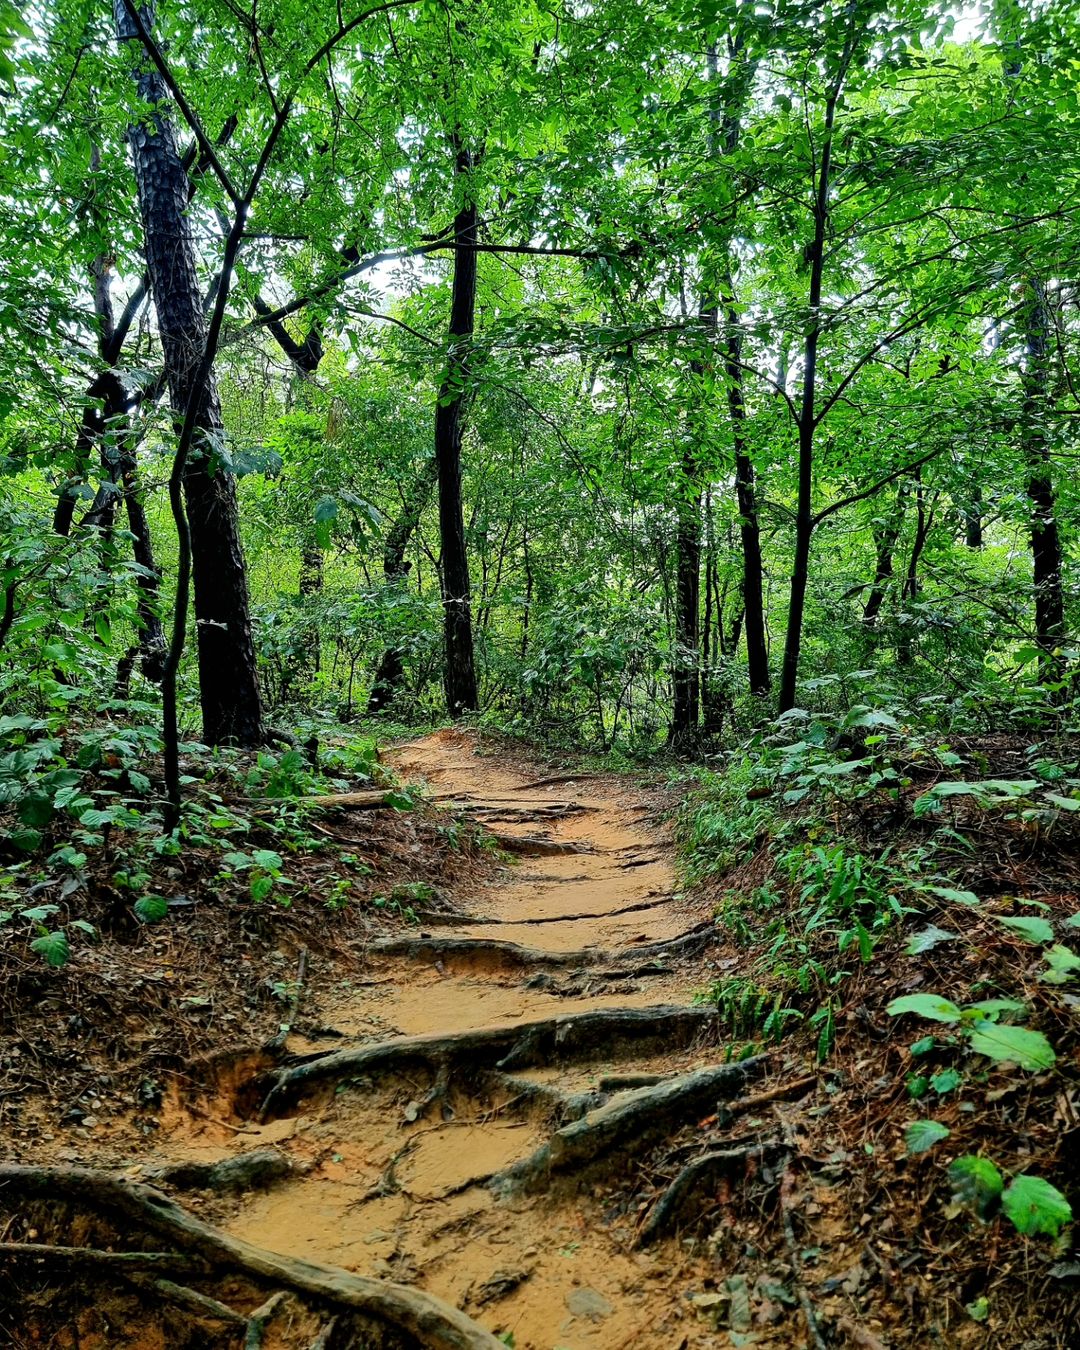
[565,1287,613,1321]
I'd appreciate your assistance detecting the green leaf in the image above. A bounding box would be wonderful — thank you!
[30,930,70,968]
[948,1155,1004,1221]
[1002,1175,1073,1237]
[904,1119,950,1155]
[921,885,980,907]
[1043,792,1080,812]
[931,1068,961,1094]
[968,997,1027,1018]
[906,925,957,955]
[10,828,43,852]
[965,1297,990,1323]
[134,896,169,924]
[94,612,112,646]
[996,915,1054,944]
[1066,912,1080,930]
[887,993,962,1023]
[1042,945,1080,984]
[250,874,274,902]
[967,1023,1055,1071]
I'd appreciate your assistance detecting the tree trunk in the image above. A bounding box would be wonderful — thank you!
[724,280,769,695]
[862,486,906,624]
[670,451,702,745]
[367,456,439,714]
[964,483,983,549]
[115,1,262,746]
[434,143,480,718]
[777,57,850,714]
[1020,276,1066,677]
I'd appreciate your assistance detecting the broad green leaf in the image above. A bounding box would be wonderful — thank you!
[967,1023,1055,1071]
[948,1156,1004,1221]
[887,993,962,1023]
[30,930,70,968]
[921,885,980,907]
[906,925,957,955]
[996,915,1054,945]
[1041,945,1080,984]
[904,1119,950,1154]
[968,997,1027,1018]
[1043,793,1080,812]
[931,1068,961,1094]
[1002,1175,1073,1237]
[134,896,169,924]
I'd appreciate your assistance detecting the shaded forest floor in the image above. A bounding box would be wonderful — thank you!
[2,729,1079,1348]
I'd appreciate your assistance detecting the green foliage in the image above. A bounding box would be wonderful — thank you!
[1001,1175,1073,1237]
[904,1119,951,1155]
[888,993,1056,1071]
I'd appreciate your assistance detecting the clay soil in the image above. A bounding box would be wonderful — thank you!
[3,729,1079,1349]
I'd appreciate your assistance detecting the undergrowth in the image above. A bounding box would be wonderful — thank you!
[681,690,1080,1246]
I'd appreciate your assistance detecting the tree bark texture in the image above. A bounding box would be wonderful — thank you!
[115,1,263,746]
[435,143,480,718]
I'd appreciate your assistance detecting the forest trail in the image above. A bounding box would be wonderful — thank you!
[176,731,746,1348]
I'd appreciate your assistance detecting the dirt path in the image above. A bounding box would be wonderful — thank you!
[9,731,778,1349]
[182,730,739,1347]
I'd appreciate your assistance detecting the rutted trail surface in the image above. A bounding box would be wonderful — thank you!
[221,730,730,1348]
[6,730,791,1350]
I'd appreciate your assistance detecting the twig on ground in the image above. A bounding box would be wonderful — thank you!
[244,1290,289,1349]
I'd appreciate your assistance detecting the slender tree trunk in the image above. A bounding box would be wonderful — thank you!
[862,486,906,624]
[434,143,480,717]
[777,46,852,714]
[367,456,439,713]
[670,446,703,744]
[964,483,983,549]
[115,1,262,747]
[724,280,769,695]
[1020,276,1066,677]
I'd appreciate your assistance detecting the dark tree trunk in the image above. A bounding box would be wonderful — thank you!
[897,473,934,668]
[862,487,906,624]
[724,281,769,695]
[777,65,849,714]
[964,483,983,549]
[1021,276,1066,676]
[670,450,702,745]
[59,235,169,682]
[115,2,262,747]
[367,455,439,714]
[434,143,480,718]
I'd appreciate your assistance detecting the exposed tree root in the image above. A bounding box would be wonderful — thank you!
[512,773,605,790]
[129,1273,248,1325]
[485,831,594,856]
[367,922,713,977]
[0,1241,200,1273]
[244,1290,289,1349]
[0,1165,504,1350]
[597,1072,669,1092]
[490,1057,767,1194]
[143,1147,295,1194]
[636,1141,789,1246]
[296,791,404,811]
[367,935,601,969]
[504,894,671,926]
[258,1005,719,1115]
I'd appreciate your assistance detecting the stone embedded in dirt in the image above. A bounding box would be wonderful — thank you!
[565,1287,613,1320]
[472,1266,533,1306]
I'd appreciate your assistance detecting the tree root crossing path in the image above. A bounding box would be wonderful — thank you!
[4,731,790,1349]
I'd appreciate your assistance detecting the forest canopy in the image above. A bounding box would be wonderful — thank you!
[2,0,1078,776]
